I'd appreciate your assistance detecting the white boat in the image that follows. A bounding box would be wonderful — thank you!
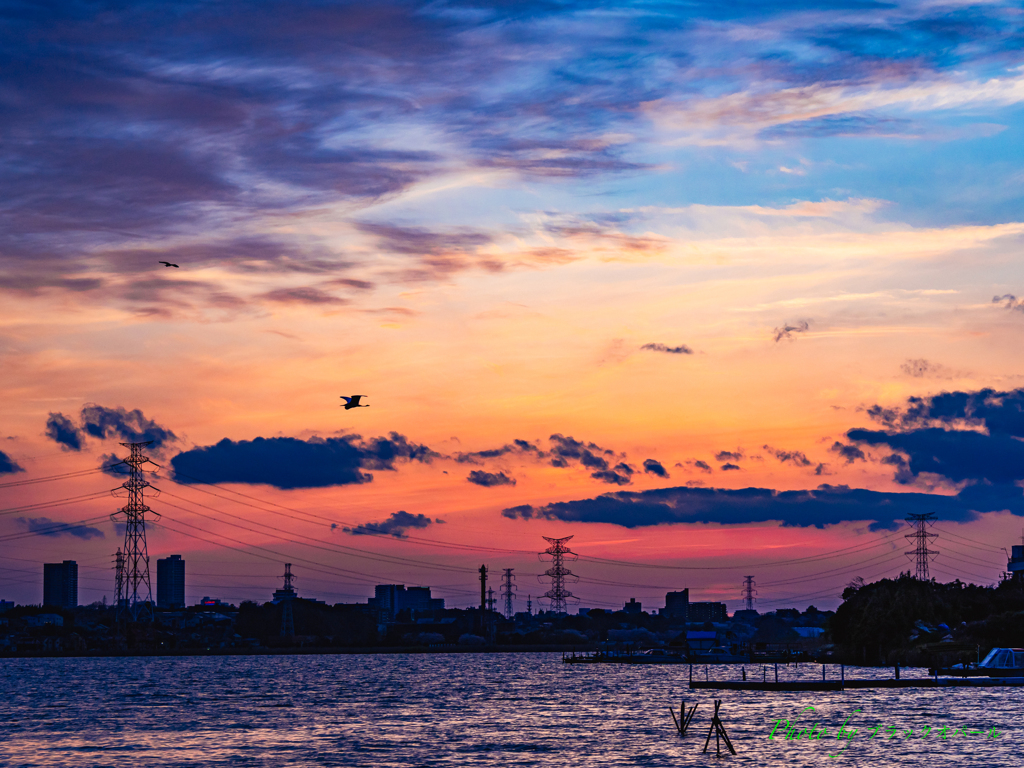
[937,647,1024,676]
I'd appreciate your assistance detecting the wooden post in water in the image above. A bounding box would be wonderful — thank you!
[670,699,699,736]
[775,663,778,683]
[823,664,826,681]
[841,664,844,689]
[701,699,737,756]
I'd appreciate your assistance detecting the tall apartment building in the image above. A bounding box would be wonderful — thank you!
[43,560,78,609]
[156,555,186,609]
[663,589,690,620]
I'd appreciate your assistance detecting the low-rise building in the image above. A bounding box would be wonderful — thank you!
[1008,545,1024,581]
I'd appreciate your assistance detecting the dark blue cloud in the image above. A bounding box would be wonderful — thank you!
[501,482,1024,531]
[849,427,1024,485]
[720,463,741,471]
[455,439,544,464]
[0,449,23,475]
[548,434,620,474]
[44,405,175,452]
[764,446,813,467]
[170,432,437,489]
[343,510,436,538]
[467,470,516,487]
[853,386,1024,485]
[592,462,634,485]
[830,441,866,464]
[643,458,669,478]
[80,405,177,449]
[641,343,694,354]
[45,413,85,451]
[774,321,810,342]
[16,516,104,539]
[898,387,1024,436]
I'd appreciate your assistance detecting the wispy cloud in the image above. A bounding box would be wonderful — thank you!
[773,320,810,342]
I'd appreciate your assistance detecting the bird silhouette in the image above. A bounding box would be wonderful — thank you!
[159,261,180,268]
[340,395,369,409]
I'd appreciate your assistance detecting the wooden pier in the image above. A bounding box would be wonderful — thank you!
[690,676,1024,691]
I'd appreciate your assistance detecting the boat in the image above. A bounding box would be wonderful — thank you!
[930,647,1024,677]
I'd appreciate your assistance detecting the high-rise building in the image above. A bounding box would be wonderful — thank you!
[689,601,728,622]
[368,584,445,622]
[43,560,78,609]
[156,555,186,609]
[664,589,690,620]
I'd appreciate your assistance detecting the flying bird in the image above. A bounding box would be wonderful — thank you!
[158,261,180,268]
[340,395,369,409]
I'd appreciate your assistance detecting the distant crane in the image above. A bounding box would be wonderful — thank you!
[340,395,368,410]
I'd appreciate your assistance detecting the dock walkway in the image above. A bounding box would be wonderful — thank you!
[690,677,1024,691]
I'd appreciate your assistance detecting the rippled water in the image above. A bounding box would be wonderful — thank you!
[0,654,1017,767]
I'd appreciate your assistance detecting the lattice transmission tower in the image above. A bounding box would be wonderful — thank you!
[539,535,578,614]
[741,575,757,611]
[500,568,516,619]
[905,512,939,580]
[111,441,159,622]
[113,548,125,610]
[279,564,295,638]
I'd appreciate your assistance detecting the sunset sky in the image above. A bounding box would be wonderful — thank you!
[2,0,1023,612]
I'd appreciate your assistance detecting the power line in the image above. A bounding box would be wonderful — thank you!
[0,467,105,490]
[0,491,112,518]
[932,526,1004,553]
[577,529,908,571]
[167,468,538,556]
[154,490,473,574]
[0,515,110,543]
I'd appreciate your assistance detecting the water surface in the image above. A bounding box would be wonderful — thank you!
[0,654,1016,766]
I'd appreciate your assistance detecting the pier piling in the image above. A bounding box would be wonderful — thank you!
[701,699,737,756]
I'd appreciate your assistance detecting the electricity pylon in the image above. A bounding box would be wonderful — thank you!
[905,512,938,580]
[111,442,160,622]
[539,535,578,614]
[741,576,757,611]
[500,568,516,619]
